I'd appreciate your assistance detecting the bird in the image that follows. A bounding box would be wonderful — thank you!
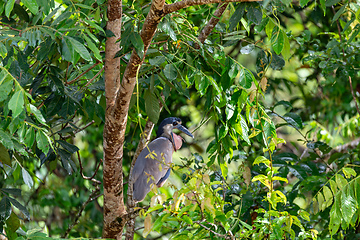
[131,117,194,202]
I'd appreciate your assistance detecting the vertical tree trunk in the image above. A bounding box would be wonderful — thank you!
[103,0,124,239]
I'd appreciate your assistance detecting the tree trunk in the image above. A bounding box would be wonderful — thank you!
[103,0,125,239]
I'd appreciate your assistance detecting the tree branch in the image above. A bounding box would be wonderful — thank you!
[194,221,234,239]
[66,61,101,85]
[63,152,102,238]
[102,0,125,239]
[164,0,258,14]
[195,3,229,49]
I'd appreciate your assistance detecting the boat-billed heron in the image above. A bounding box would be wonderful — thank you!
[132,117,194,202]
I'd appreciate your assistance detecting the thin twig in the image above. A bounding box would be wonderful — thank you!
[62,152,103,237]
[84,66,104,88]
[63,120,95,139]
[77,151,102,184]
[62,184,101,237]
[66,61,101,85]
[194,221,233,239]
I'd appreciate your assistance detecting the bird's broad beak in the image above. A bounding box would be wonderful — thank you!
[174,124,194,138]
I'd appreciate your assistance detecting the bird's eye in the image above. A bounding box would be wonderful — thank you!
[172,122,178,126]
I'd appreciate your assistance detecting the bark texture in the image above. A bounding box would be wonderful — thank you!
[103,0,124,239]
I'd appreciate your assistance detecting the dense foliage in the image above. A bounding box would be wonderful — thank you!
[0,0,360,239]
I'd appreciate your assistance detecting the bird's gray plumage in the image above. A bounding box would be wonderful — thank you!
[131,117,194,202]
[132,137,174,202]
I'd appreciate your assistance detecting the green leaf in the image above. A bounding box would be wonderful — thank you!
[52,9,72,26]
[21,0,38,14]
[271,27,285,55]
[283,112,303,129]
[1,188,21,197]
[325,0,340,7]
[22,168,34,189]
[29,104,46,125]
[8,196,30,220]
[329,179,338,195]
[287,165,307,180]
[342,167,356,178]
[163,64,178,81]
[149,56,166,66]
[348,24,360,44]
[6,211,20,232]
[67,36,92,61]
[323,185,333,208]
[229,3,245,30]
[0,197,12,221]
[8,89,24,119]
[144,90,160,124]
[42,6,60,23]
[329,195,341,235]
[239,68,254,89]
[266,19,275,39]
[240,44,255,54]
[5,0,16,18]
[36,130,50,155]
[341,185,357,224]
[207,76,221,95]
[228,62,240,79]
[58,148,73,175]
[24,127,35,148]
[317,192,325,211]
[335,174,348,190]
[246,3,262,25]
[220,161,228,179]
[0,129,14,150]
[84,19,105,34]
[218,125,228,140]
[300,0,310,7]
[239,115,250,145]
[83,34,102,61]
[182,215,193,225]
[272,176,288,183]
[57,140,79,154]
[332,4,345,23]
[282,31,291,60]
[0,143,11,166]
[298,210,310,221]
[253,156,270,166]
[131,32,144,59]
[0,42,8,59]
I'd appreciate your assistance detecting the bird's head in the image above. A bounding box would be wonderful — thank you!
[156,117,194,151]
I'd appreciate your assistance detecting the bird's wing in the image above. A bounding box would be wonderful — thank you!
[144,137,174,183]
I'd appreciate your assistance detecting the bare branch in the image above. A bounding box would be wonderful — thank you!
[66,61,101,85]
[164,0,259,14]
[195,3,229,49]
[319,137,360,162]
[194,221,234,239]
[77,152,102,184]
[62,120,95,139]
[84,66,104,88]
[63,183,101,238]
